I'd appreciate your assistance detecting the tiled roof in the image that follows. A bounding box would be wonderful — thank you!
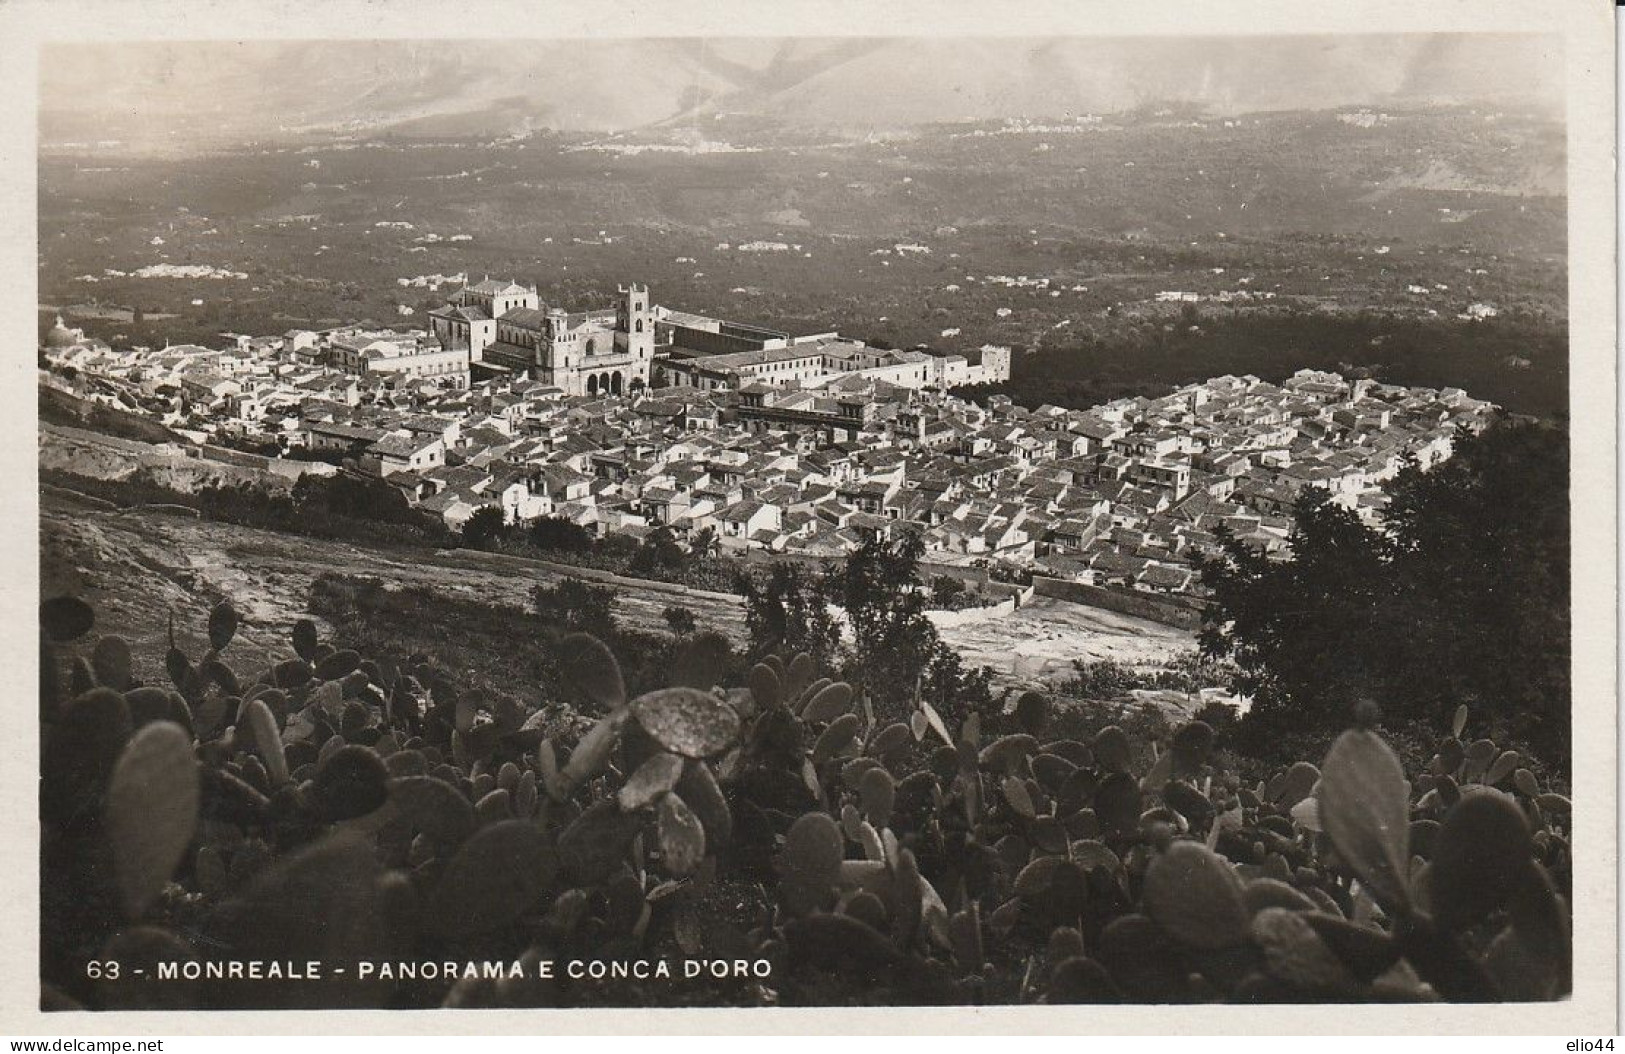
[369,434,436,458]
[467,279,533,295]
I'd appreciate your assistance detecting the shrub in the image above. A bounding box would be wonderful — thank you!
[1061,658,1142,700]
[662,605,698,637]
[594,533,640,562]
[928,575,968,609]
[1062,654,1237,702]
[38,594,1573,1009]
[532,577,618,638]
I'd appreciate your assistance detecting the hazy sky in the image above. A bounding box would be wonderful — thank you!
[41,34,1562,147]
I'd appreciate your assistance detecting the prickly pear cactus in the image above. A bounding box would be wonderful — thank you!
[37,597,1572,1010]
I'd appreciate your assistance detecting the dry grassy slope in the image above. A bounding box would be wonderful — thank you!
[40,422,292,492]
[42,482,1195,700]
[40,488,749,688]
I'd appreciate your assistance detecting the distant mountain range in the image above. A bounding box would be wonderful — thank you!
[41,34,1562,150]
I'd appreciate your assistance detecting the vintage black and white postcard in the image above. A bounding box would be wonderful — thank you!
[1,0,1615,1037]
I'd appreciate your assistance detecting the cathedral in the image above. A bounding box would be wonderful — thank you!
[428,278,653,396]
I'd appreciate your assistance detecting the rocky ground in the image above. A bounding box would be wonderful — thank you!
[935,596,1195,686]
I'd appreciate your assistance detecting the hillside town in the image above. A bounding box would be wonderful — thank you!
[40,278,1497,599]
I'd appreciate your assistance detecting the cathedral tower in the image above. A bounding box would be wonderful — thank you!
[617,283,653,389]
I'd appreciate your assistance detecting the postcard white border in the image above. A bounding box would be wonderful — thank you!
[0,0,1613,1035]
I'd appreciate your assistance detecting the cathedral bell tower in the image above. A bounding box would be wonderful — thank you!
[617,282,653,390]
[543,308,572,382]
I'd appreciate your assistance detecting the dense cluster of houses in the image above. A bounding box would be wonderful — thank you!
[41,309,1496,598]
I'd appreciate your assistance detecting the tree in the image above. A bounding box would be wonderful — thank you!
[1380,420,1569,761]
[461,506,508,550]
[828,533,938,702]
[290,472,437,530]
[742,534,995,726]
[1197,488,1393,729]
[594,533,640,562]
[689,526,719,559]
[739,562,842,671]
[527,515,593,553]
[1062,658,1142,700]
[1196,419,1570,768]
[631,526,687,576]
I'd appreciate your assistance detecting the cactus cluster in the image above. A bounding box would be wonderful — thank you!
[39,595,1571,1009]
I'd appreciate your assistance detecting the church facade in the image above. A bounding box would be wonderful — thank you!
[429,279,653,397]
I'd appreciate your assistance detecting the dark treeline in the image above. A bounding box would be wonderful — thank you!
[1196,418,1570,776]
[966,311,1568,421]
